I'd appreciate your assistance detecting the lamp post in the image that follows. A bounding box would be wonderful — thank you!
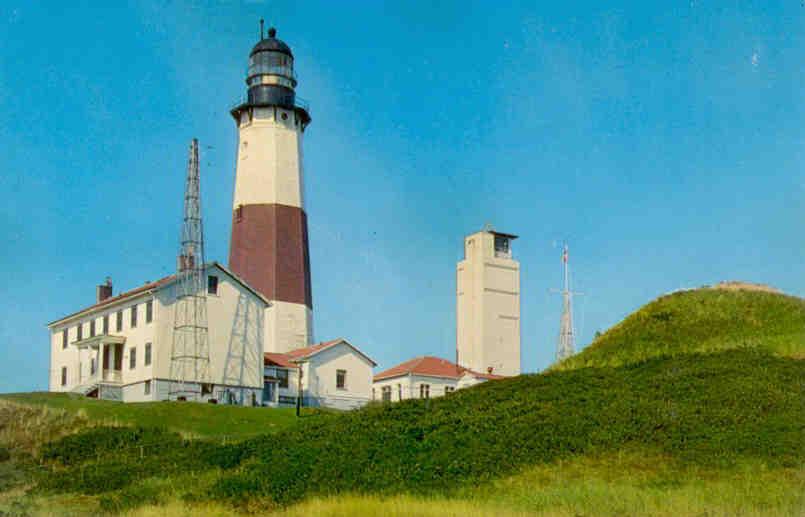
[296,362,303,417]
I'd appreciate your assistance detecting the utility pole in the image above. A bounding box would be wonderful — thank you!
[169,139,211,400]
[552,243,582,362]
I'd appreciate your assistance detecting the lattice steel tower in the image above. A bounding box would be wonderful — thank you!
[554,244,579,362]
[169,138,211,398]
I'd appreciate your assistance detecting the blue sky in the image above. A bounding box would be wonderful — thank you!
[1,1,803,393]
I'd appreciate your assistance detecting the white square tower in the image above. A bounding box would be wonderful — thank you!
[456,228,521,376]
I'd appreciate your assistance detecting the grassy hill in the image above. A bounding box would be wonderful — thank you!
[2,286,803,516]
[29,349,804,514]
[557,287,805,370]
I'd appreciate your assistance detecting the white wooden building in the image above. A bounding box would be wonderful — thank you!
[47,263,269,404]
[264,338,377,410]
[372,356,502,403]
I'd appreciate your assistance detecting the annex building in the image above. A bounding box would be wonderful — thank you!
[372,227,521,401]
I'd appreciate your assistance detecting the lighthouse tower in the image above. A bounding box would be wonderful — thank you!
[229,27,313,353]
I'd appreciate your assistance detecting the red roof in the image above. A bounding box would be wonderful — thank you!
[264,338,377,368]
[264,352,298,369]
[285,339,342,359]
[374,356,507,382]
[48,262,269,327]
[374,356,468,381]
[48,275,174,326]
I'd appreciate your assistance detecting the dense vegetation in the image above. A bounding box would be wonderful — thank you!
[31,349,803,511]
[558,288,805,370]
[2,287,802,515]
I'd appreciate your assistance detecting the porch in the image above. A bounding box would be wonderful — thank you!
[71,334,127,400]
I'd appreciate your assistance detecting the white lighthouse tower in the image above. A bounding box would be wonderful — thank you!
[228,26,314,353]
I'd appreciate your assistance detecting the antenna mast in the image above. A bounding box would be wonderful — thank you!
[169,138,211,399]
[553,243,581,362]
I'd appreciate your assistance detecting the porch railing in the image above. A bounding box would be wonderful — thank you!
[100,369,122,384]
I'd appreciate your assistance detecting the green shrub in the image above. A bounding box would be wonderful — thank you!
[99,482,162,513]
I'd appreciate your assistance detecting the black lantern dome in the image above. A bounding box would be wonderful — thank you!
[230,26,311,126]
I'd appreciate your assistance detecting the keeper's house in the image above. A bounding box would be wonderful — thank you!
[47,263,268,404]
[47,265,378,409]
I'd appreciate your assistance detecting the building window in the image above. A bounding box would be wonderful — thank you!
[130,305,138,328]
[90,320,96,338]
[90,358,96,376]
[76,324,83,342]
[61,367,67,386]
[144,343,152,366]
[381,386,391,402]
[494,235,511,258]
[102,315,109,334]
[62,329,68,349]
[116,310,123,332]
[208,276,219,295]
[144,380,151,395]
[398,384,402,400]
[336,369,346,389]
[129,347,136,369]
[146,300,153,323]
[420,384,430,399]
[276,369,289,388]
[372,388,375,400]
[445,386,455,395]
[235,205,243,222]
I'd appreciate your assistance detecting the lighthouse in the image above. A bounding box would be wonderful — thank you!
[228,27,313,353]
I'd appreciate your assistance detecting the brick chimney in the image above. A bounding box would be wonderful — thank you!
[96,277,113,303]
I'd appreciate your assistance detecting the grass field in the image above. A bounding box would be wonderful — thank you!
[0,392,309,440]
[1,287,802,516]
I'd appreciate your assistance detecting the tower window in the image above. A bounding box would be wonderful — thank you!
[207,276,219,295]
[494,235,511,258]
